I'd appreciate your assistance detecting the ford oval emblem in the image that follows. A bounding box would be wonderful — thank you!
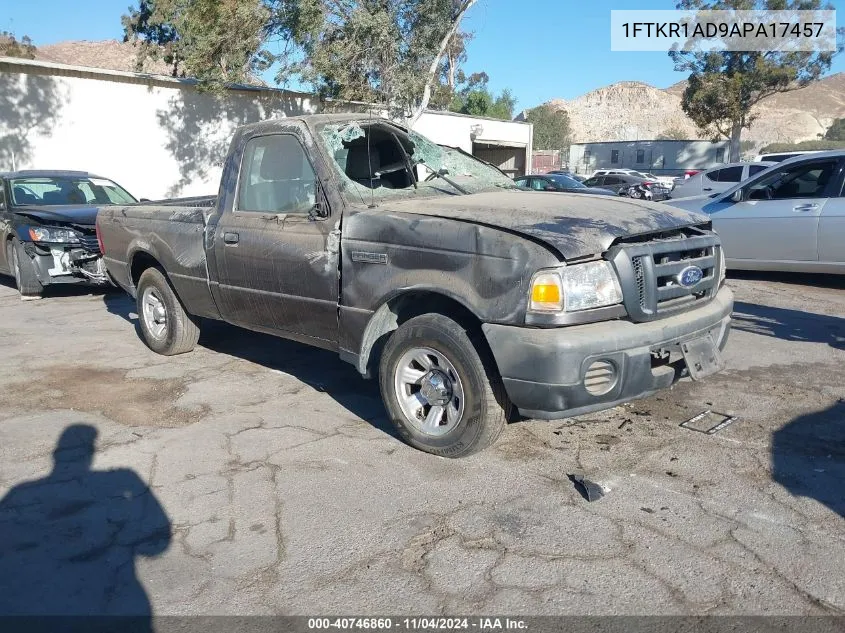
[678,265,704,288]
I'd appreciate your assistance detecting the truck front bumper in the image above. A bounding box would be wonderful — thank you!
[482,287,733,420]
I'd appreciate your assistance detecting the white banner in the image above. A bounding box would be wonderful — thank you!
[610,9,838,52]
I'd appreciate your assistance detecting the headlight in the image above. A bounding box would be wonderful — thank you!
[529,261,623,314]
[28,227,81,244]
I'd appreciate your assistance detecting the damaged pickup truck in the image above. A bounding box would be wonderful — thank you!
[1,171,137,298]
[97,114,733,457]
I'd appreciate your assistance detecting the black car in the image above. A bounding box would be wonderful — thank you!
[0,170,137,298]
[514,173,616,196]
[582,174,670,201]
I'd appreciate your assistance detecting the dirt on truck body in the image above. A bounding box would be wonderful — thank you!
[97,113,733,457]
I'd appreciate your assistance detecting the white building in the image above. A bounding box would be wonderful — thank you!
[0,56,532,199]
[568,139,732,177]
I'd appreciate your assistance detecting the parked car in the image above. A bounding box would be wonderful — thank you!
[514,174,615,196]
[754,150,825,163]
[98,114,732,457]
[0,170,136,298]
[666,151,845,274]
[590,169,674,190]
[670,162,775,199]
[583,174,671,201]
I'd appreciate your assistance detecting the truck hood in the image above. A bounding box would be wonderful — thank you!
[386,190,709,260]
[12,205,99,226]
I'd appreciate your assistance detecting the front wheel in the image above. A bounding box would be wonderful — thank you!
[379,313,508,457]
[136,267,200,355]
[8,238,43,299]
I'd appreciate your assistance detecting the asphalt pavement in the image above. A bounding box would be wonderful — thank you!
[0,272,843,616]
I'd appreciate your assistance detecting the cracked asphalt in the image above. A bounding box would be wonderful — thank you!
[0,272,843,616]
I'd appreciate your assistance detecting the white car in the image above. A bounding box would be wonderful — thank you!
[589,169,675,190]
[665,151,845,274]
[670,162,775,199]
[754,150,824,163]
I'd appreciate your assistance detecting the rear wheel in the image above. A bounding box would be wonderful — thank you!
[8,238,43,299]
[379,313,508,457]
[136,267,200,355]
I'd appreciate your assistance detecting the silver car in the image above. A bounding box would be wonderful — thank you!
[665,151,845,274]
[670,161,775,198]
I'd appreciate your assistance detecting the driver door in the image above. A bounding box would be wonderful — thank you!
[211,132,339,346]
[712,158,840,263]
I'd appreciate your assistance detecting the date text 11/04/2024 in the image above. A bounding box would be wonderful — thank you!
[621,21,825,39]
[307,618,528,630]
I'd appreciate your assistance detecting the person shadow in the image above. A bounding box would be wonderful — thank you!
[772,400,845,518]
[0,425,171,632]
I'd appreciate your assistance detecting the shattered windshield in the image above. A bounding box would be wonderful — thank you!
[317,119,517,205]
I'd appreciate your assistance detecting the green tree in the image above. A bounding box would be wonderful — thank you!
[124,0,478,121]
[448,72,517,120]
[0,31,37,59]
[670,0,844,162]
[824,118,845,141]
[123,0,272,82]
[525,105,570,151]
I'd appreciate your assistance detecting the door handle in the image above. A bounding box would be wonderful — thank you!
[703,187,712,191]
[223,232,239,244]
[792,204,818,212]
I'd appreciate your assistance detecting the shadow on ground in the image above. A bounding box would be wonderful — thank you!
[102,293,396,438]
[0,425,170,629]
[731,301,845,350]
[772,401,845,518]
[728,270,845,290]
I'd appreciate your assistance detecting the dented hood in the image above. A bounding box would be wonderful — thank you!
[385,190,709,259]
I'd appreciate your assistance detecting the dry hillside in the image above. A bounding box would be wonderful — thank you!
[35,40,175,76]
[542,72,845,144]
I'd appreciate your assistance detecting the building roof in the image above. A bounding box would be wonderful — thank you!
[570,139,728,146]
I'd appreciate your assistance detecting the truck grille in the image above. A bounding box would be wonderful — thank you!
[608,229,722,322]
[78,233,101,255]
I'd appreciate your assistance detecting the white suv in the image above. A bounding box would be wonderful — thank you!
[671,162,775,199]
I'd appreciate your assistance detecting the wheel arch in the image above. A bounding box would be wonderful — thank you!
[356,288,484,377]
[129,249,165,291]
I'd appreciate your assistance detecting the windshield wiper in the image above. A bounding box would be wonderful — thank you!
[417,160,470,195]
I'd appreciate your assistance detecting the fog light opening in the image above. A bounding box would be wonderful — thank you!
[584,360,618,396]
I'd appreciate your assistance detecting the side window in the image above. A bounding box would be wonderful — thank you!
[716,166,742,183]
[704,169,719,182]
[747,160,838,201]
[514,177,528,188]
[604,176,623,185]
[586,177,603,186]
[237,134,317,214]
[610,150,619,164]
[531,179,547,191]
[748,164,769,177]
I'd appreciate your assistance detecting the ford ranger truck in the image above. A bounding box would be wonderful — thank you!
[97,114,733,457]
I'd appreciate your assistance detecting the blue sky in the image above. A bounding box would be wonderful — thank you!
[3,0,843,111]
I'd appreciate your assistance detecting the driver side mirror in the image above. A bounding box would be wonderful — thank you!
[730,189,743,203]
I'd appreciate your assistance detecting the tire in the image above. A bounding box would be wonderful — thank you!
[136,267,200,355]
[8,238,43,299]
[379,313,508,457]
